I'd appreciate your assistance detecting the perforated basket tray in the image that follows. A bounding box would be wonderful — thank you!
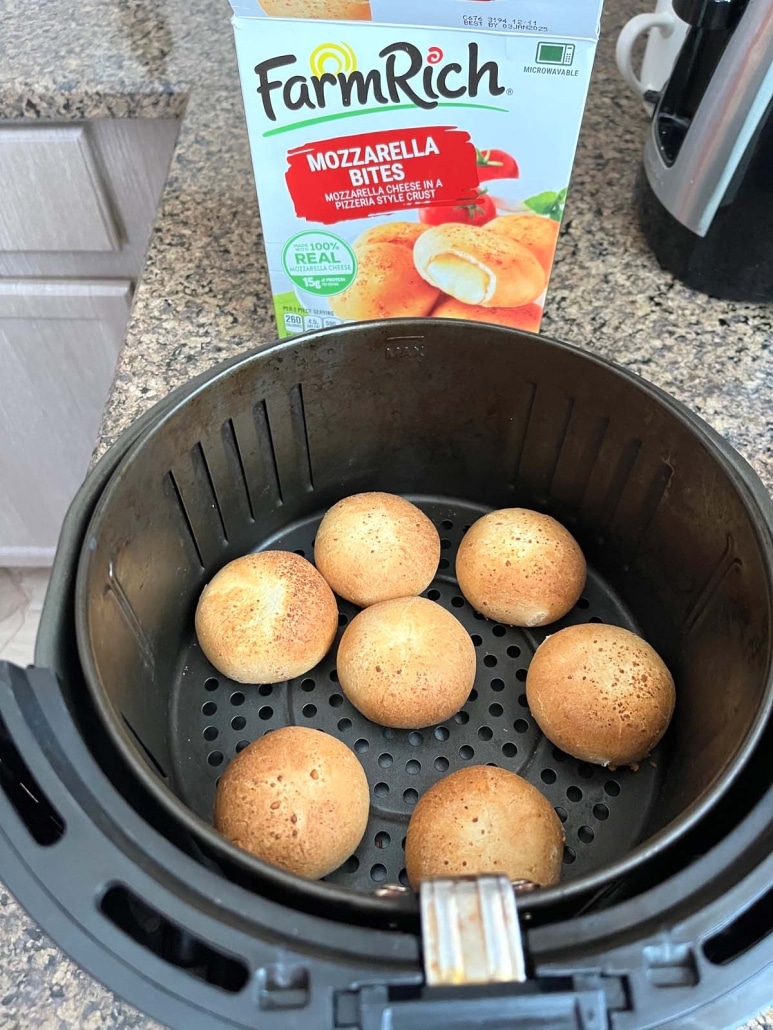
[172,497,663,892]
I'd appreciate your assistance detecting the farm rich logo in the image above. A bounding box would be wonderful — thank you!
[254,41,506,122]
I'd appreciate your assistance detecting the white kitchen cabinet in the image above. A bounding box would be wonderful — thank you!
[0,119,179,279]
[0,280,132,565]
[0,117,180,565]
[0,126,120,252]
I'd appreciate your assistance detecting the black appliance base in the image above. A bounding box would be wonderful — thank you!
[636,168,773,303]
[0,660,771,1029]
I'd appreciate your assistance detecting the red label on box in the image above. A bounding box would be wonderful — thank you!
[285,125,479,224]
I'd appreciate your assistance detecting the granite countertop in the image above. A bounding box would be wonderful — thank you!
[1,0,772,1026]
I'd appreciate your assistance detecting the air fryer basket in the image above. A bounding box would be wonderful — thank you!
[75,318,773,920]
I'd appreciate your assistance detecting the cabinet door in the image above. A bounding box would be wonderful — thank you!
[0,118,180,280]
[0,280,132,565]
[0,126,120,252]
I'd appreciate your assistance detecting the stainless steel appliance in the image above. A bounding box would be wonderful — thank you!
[638,0,773,300]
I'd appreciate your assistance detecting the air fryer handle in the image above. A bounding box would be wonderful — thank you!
[353,983,609,1030]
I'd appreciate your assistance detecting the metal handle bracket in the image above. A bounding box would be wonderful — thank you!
[420,876,529,987]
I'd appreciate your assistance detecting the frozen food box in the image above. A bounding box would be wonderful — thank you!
[228,0,605,337]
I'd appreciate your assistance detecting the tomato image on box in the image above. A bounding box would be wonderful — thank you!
[228,0,604,337]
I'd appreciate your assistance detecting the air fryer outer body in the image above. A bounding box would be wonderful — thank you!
[1,657,771,1028]
[75,321,773,911]
[638,105,773,302]
[638,0,773,301]
[0,323,770,1028]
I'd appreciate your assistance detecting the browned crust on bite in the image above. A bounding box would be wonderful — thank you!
[485,214,560,274]
[413,222,547,308]
[432,296,543,332]
[195,551,338,684]
[405,765,564,889]
[328,243,439,320]
[259,0,371,19]
[526,623,676,767]
[214,726,370,879]
[337,596,476,729]
[455,509,586,627]
[353,221,427,253]
[314,492,440,607]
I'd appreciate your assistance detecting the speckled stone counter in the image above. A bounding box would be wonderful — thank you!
[1,0,189,119]
[1,0,772,1026]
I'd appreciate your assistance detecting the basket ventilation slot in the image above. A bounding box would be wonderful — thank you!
[289,383,314,492]
[100,885,248,992]
[683,538,740,633]
[251,385,315,503]
[166,470,204,568]
[507,379,537,487]
[517,390,577,504]
[622,460,674,550]
[222,417,255,521]
[597,438,643,529]
[552,413,611,511]
[506,393,671,551]
[192,441,228,544]
[254,399,283,504]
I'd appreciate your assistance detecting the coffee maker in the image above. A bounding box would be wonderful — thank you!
[637,0,773,302]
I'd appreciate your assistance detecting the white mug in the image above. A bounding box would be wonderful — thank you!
[616,0,689,114]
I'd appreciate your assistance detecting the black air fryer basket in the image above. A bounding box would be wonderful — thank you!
[1,319,772,1030]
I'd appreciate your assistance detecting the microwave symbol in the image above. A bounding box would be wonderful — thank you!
[535,42,575,66]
